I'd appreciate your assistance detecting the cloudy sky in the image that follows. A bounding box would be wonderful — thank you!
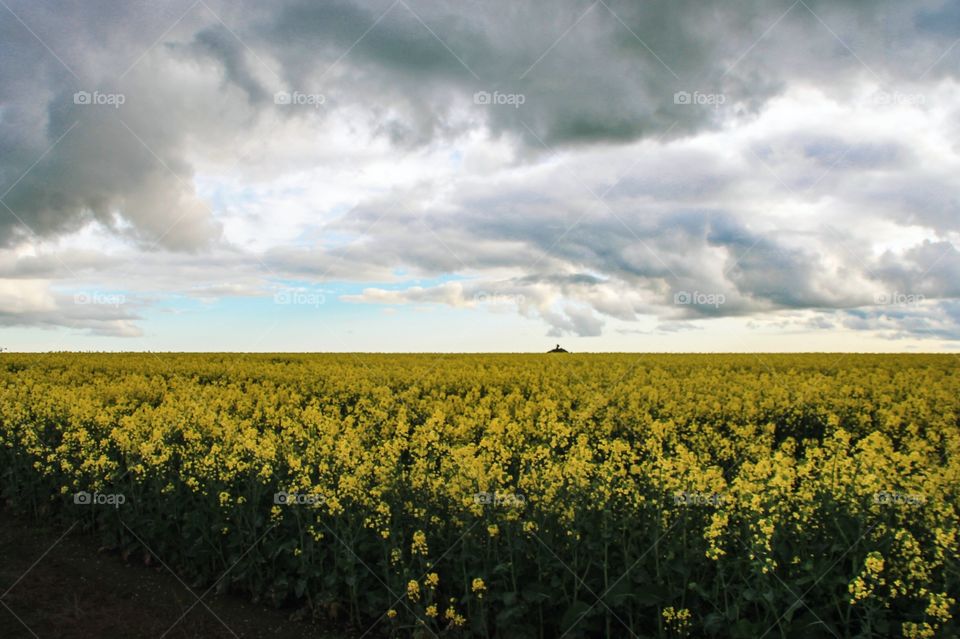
[1,0,959,352]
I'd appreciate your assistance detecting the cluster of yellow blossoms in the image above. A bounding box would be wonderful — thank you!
[0,353,957,637]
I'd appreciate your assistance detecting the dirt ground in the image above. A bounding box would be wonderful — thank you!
[0,512,359,639]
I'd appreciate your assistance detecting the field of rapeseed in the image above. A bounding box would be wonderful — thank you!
[0,353,957,638]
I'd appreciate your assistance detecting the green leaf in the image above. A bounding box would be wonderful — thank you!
[522,583,553,603]
[294,577,308,598]
[559,600,594,634]
[731,619,764,639]
[704,612,725,635]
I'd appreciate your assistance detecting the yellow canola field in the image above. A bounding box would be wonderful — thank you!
[1,353,957,638]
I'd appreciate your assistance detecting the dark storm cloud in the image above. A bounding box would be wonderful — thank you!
[261,0,958,145]
[3,0,959,250]
[191,26,269,105]
[0,1,229,250]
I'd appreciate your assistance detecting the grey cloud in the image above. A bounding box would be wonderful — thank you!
[706,219,838,310]
[243,0,960,153]
[839,301,960,341]
[340,279,606,337]
[0,286,143,337]
[2,0,960,345]
[300,151,956,328]
[191,26,269,105]
[2,100,223,250]
[313,168,958,337]
[656,321,702,333]
[852,174,960,234]
[873,241,960,298]
[0,1,235,250]
[801,138,909,171]
[916,2,960,38]
[0,249,122,279]
[543,304,604,338]
[3,0,960,251]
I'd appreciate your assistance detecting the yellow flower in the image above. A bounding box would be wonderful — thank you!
[406,579,420,602]
[424,572,439,588]
[662,606,692,633]
[386,609,397,619]
[865,552,884,575]
[472,577,486,598]
[411,530,429,556]
[902,622,936,639]
[926,592,955,623]
[849,552,887,604]
[487,524,500,538]
[425,604,438,618]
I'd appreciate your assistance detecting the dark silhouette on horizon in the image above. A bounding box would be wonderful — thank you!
[547,344,569,353]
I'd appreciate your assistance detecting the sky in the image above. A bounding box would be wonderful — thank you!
[1,0,959,352]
